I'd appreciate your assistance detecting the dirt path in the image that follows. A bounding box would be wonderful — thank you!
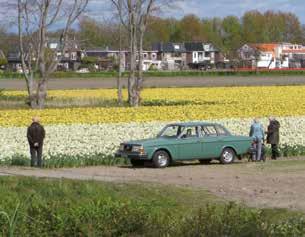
[1,158,305,211]
[2,76,305,90]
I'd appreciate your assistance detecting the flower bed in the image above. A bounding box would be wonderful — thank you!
[1,86,305,165]
[1,86,305,127]
[1,117,304,163]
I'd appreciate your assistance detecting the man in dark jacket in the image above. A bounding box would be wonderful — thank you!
[27,117,45,167]
[266,117,280,160]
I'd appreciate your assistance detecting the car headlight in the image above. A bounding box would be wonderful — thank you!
[132,145,145,154]
[119,144,125,151]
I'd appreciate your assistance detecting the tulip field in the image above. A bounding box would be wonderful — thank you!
[1,86,305,165]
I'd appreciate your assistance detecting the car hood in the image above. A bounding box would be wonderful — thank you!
[124,137,173,147]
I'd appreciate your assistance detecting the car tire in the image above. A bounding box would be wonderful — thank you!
[199,159,211,164]
[220,148,236,164]
[130,159,144,167]
[152,150,170,168]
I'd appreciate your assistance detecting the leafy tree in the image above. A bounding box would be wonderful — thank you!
[242,11,267,43]
[179,14,205,41]
[222,16,243,57]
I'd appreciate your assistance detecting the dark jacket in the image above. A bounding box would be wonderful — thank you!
[27,122,45,147]
[266,120,280,144]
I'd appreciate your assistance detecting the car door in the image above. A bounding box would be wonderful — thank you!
[201,125,223,158]
[176,126,202,160]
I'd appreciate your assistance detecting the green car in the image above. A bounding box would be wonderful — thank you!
[115,122,253,168]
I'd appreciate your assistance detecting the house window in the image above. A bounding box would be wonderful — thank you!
[143,53,148,59]
[71,52,77,60]
[172,53,181,57]
[151,53,156,59]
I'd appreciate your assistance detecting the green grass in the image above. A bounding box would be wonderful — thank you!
[2,69,305,79]
[1,145,305,169]
[0,176,305,236]
[0,154,128,168]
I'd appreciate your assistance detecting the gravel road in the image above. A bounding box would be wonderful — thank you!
[1,76,305,90]
[1,158,305,211]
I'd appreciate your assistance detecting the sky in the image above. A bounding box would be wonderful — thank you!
[85,0,305,22]
[1,0,305,26]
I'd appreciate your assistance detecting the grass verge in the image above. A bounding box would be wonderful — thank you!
[0,145,305,169]
[3,69,305,79]
[0,176,304,236]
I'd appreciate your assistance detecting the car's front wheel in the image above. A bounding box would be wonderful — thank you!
[220,148,236,164]
[130,159,144,167]
[152,150,170,168]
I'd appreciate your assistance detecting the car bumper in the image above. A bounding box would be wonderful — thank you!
[115,151,149,160]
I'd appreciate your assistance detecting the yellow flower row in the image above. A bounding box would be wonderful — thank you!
[1,86,305,127]
[5,86,305,102]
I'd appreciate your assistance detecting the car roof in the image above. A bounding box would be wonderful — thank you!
[168,122,222,127]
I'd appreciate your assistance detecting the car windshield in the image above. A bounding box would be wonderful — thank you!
[158,125,185,138]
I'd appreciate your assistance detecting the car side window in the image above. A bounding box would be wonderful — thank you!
[201,126,218,137]
[180,126,199,139]
[215,125,228,136]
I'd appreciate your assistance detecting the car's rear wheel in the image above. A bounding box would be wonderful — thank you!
[152,150,170,168]
[220,148,236,164]
[130,159,144,167]
[199,159,211,164]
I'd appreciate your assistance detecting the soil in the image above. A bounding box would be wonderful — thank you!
[1,158,305,211]
[2,76,305,90]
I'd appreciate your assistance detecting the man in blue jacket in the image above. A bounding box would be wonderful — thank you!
[249,118,264,161]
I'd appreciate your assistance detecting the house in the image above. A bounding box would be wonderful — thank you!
[138,50,161,71]
[184,42,224,69]
[152,42,187,70]
[47,39,83,71]
[85,48,161,71]
[85,48,127,71]
[237,43,278,69]
[6,39,83,72]
[238,43,305,69]
[6,50,25,72]
[279,43,305,68]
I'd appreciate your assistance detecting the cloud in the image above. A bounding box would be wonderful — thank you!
[169,0,305,22]
[1,0,305,27]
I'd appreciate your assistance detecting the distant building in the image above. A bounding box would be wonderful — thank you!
[6,39,83,72]
[152,42,227,70]
[85,48,161,71]
[47,39,83,71]
[152,42,187,70]
[238,43,305,69]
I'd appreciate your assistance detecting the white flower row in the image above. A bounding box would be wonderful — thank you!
[0,116,304,160]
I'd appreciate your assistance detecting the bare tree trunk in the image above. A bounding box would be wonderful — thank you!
[136,29,144,105]
[117,0,123,105]
[37,79,47,109]
[128,5,138,107]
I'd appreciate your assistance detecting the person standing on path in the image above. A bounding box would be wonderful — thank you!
[249,118,264,161]
[27,117,45,167]
[266,117,281,160]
